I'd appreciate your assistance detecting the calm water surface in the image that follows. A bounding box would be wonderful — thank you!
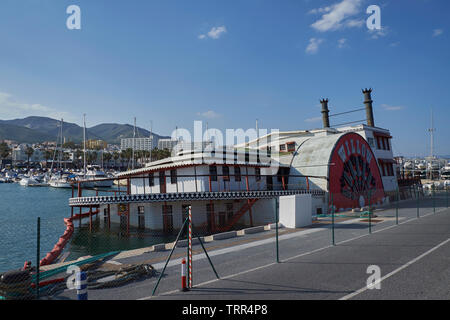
[0,183,175,272]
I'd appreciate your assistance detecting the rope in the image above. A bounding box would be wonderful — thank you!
[42,263,155,297]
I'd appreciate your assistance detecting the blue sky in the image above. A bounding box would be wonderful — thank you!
[0,0,449,157]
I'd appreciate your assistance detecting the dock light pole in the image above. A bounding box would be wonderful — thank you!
[275,197,280,262]
[446,186,448,208]
[396,188,399,225]
[368,190,372,234]
[417,185,420,218]
[35,217,40,300]
[331,193,335,246]
[432,188,436,214]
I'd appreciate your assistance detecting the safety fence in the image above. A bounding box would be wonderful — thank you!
[0,184,448,300]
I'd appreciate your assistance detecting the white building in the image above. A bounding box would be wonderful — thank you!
[121,137,154,151]
[158,138,178,151]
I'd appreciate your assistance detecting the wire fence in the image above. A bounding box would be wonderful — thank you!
[1,183,448,300]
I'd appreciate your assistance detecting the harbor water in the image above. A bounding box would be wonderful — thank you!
[0,183,176,273]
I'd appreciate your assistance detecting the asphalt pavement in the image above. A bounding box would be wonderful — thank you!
[53,196,450,300]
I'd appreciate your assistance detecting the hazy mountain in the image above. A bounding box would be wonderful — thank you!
[0,122,55,144]
[0,116,169,145]
[89,123,164,144]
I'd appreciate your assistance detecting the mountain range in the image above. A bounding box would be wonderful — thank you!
[0,116,169,145]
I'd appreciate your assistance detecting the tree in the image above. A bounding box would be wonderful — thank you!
[43,149,53,168]
[0,142,11,159]
[113,152,120,168]
[87,151,98,165]
[62,141,77,149]
[25,146,34,168]
[121,148,132,169]
[75,149,83,168]
[103,152,112,169]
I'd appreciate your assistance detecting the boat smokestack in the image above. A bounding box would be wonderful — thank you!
[363,88,375,127]
[320,99,330,128]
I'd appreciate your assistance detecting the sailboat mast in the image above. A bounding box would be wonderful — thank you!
[83,114,87,175]
[150,120,153,163]
[59,119,63,171]
[132,117,136,170]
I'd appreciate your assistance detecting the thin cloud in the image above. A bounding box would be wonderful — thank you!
[197,110,222,119]
[198,26,227,40]
[310,0,364,32]
[305,117,322,123]
[0,92,74,121]
[433,29,443,37]
[338,38,348,48]
[306,38,324,54]
[369,26,389,39]
[308,6,333,15]
[381,104,405,111]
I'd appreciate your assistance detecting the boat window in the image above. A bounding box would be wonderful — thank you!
[287,142,296,152]
[148,173,154,186]
[234,166,241,182]
[170,169,177,184]
[222,166,230,181]
[255,167,261,181]
[209,165,217,181]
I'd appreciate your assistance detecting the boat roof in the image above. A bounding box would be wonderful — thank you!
[117,149,286,177]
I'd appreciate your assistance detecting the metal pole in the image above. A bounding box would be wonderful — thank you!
[417,185,420,218]
[36,217,40,300]
[275,197,280,262]
[433,187,436,214]
[368,190,372,234]
[331,193,335,245]
[188,205,192,288]
[192,227,220,280]
[396,187,399,225]
[446,185,448,208]
[152,217,189,296]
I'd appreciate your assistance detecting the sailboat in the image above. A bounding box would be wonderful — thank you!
[49,118,73,188]
[78,114,113,188]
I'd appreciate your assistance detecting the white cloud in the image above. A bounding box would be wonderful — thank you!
[338,38,347,48]
[345,19,365,28]
[197,110,222,119]
[308,6,333,15]
[433,29,443,37]
[306,38,324,54]
[0,92,73,121]
[368,26,389,39]
[198,26,227,40]
[310,0,364,32]
[381,104,405,111]
[305,117,322,123]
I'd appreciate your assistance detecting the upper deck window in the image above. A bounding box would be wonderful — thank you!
[222,166,230,181]
[286,142,296,152]
[255,167,261,181]
[148,173,154,186]
[170,169,177,184]
[209,165,218,181]
[234,166,241,182]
